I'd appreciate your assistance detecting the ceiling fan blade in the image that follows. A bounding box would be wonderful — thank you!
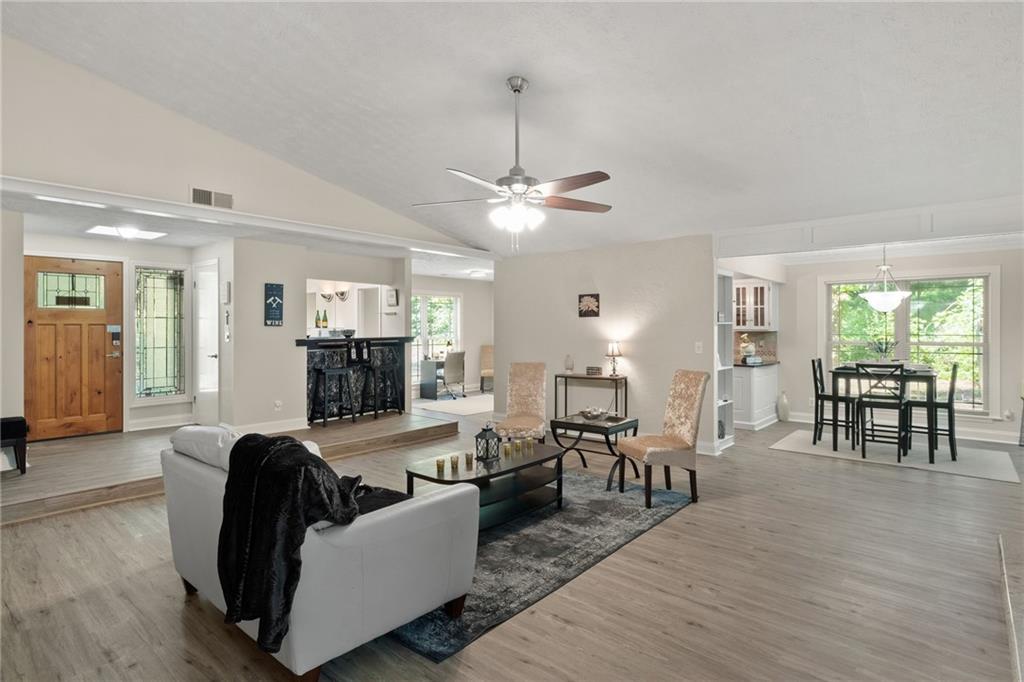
[412,197,496,207]
[533,171,610,197]
[446,168,505,194]
[543,195,612,213]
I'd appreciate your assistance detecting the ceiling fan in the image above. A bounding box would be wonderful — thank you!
[413,75,611,251]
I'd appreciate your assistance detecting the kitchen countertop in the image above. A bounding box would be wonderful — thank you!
[733,361,780,367]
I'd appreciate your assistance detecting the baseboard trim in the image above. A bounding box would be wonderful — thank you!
[787,411,1021,445]
[998,534,1022,682]
[736,415,779,431]
[125,416,195,432]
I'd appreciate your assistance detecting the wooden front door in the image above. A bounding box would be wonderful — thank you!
[24,256,123,441]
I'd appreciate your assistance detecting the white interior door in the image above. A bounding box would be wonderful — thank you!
[194,260,220,425]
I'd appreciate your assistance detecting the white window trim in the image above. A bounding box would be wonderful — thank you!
[410,289,464,392]
[128,261,193,408]
[817,264,1001,419]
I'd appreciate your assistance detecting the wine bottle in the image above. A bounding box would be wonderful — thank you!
[322,309,328,329]
[315,309,321,328]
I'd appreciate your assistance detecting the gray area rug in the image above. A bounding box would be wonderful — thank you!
[389,469,691,662]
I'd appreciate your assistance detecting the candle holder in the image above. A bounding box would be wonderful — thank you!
[435,458,445,476]
[449,454,459,473]
[502,442,512,458]
[465,451,474,468]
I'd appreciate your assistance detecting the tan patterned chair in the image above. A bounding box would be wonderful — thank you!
[617,369,709,508]
[495,362,546,441]
[479,345,494,393]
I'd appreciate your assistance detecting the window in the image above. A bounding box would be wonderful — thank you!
[827,275,988,411]
[410,294,461,384]
[36,272,104,309]
[135,267,186,398]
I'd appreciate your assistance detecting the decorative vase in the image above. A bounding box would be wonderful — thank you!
[564,354,574,372]
[777,391,790,422]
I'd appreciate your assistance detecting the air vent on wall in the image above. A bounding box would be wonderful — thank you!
[191,186,233,209]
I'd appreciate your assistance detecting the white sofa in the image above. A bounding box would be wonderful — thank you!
[161,436,479,679]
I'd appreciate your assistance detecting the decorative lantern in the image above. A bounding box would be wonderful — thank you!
[475,423,501,461]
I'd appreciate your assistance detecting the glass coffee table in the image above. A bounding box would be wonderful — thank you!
[405,442,566,530]
[550,413,640,492]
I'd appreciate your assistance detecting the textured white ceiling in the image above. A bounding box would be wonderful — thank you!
[2,3,1020,256]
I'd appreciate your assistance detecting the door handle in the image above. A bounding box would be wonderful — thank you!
[106,352,121,358]
[207,354,219,359]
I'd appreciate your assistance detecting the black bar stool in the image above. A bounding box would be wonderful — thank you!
[369,347,404,418]
[310,366,358,427]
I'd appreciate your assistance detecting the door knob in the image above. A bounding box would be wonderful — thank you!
[106,352,121,358]
[207,354,219,359]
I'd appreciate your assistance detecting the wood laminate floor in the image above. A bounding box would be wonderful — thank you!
[1,411,456,524]
[2,419,1021,681]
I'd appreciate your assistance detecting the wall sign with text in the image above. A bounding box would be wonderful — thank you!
[264,283,284,327]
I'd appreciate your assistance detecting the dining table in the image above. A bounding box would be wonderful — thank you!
[829,363,939,463]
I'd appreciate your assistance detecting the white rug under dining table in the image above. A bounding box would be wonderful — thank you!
[769,429,1020,483]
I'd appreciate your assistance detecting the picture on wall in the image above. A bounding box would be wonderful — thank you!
[578,293,600,317]
[264,282,284,327]
[386,288,399,307]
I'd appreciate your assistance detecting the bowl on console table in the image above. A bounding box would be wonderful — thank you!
[580,407,607,420]
[341,329,356,338]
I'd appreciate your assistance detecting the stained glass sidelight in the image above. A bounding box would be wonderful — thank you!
[135,267,186,398]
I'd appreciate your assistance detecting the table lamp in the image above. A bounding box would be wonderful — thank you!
[606,341,622,376]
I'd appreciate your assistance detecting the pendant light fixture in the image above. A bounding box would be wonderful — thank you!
[858,244,911,313]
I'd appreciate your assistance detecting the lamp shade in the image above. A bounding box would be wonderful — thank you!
[606,341,622,358]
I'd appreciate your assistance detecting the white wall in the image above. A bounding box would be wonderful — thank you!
[1,38,457,246]
[778,247,1024,443]
[1,211,25,417]
[193,239,235,426]
[412,275,494,390]
[493,235,717,452]
[718,255,787,283]
[22,232,197,430]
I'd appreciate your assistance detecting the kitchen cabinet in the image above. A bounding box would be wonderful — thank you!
[733,363,779,430]
[734,279,777,331]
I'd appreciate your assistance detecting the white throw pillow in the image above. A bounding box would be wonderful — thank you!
[171,426,240,470]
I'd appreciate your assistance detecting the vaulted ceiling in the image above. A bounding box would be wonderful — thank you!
[2,2,1020,255]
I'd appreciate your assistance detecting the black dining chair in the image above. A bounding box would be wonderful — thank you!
[855,363,911,462]
[811,359,858,449]
[907,363,958,461]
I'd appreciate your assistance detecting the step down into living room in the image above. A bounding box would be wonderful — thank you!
[0,412,458,526]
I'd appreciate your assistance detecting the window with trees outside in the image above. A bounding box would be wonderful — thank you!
[135,266,186,398]
[411,294,460,385]
[828,276,988,411]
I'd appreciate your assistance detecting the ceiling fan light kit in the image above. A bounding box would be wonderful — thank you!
[414,75,611,252]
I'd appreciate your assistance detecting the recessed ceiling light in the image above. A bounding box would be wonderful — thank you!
[88,225,166,240]
[467,269,491,278]
[126,208,178,218]
[34,195,108,209]
[409,247,464,257]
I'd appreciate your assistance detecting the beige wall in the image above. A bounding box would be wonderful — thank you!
[229,238,412,431]
[778,248,1024,442]
[193,239,236,426]
[1,211,25,417]
[412,275,494,390]
[494,235,717,452]
[1,38,456,246]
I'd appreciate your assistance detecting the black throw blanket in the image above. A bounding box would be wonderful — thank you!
[218,433,407,652]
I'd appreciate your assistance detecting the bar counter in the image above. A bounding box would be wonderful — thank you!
[295,336,414,422]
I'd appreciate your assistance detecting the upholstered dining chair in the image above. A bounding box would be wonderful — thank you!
[495,362,547,442]
[617,369,709,508]
[479,345,494,393]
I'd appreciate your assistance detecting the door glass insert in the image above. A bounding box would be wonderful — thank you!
[36,272,105,309]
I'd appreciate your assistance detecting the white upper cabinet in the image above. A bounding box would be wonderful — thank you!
[734,279,777,331]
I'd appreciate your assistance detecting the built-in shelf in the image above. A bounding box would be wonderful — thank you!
[716,399,734,407]
[717,366,732,372]
[716,321,733,325]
